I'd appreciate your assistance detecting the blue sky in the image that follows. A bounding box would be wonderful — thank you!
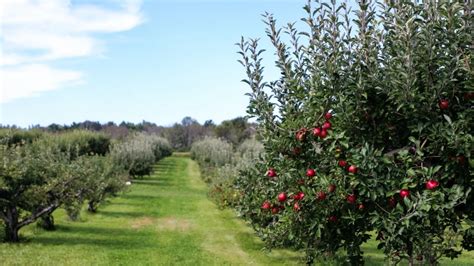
[0,0,307,127]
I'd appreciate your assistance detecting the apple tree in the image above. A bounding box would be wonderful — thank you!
[237,0,472,264]
[0,141,82,241]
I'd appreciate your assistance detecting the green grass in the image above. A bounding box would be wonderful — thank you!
[1,154,472,265]
[0,154,302,265]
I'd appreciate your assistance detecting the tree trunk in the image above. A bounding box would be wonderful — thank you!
[4,207,20,242]
[88,201,97,213]
[38,214,55,231]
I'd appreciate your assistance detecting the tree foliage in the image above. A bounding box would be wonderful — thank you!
[110,133,172,177]
[237,0,472,264]
[0,131,131,242]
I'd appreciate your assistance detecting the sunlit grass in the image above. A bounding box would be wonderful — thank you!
[0,154,471,265]
[0,155,302,265]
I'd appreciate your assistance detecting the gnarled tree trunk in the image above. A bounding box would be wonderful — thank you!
[3,206,20,242]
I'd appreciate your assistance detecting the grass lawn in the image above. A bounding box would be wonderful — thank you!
[0,154,472,265]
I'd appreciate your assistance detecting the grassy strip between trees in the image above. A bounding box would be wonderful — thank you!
[0,154,301,265]
[1,154,472,265]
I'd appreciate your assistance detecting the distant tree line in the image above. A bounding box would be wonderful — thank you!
[0,116,257,151]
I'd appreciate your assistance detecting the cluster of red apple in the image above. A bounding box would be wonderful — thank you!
[396,179,439,200]
[295,112,333,142]
[390,179,439,203]
[263,163,363,217]
[264,109,442,219]
[261,200,284,214]
[265,166,440,217]
[338,159,358,174]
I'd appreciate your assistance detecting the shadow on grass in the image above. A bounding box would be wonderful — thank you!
[172,152,190,157]
[120,194,161,201]
[132,179,173,187]
[32,225,153,249]
[98,210,150,218]
[235,231,303,262]
[0,221,149,248]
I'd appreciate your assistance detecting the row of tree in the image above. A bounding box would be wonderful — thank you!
[0,129,171,242]
[2,117,256,151]
[190,137,264,208]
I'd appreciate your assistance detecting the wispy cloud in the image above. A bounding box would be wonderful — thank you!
[0,0,144,103]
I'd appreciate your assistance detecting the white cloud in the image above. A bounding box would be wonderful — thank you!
[0,0,143,103]
[1,64,83,102]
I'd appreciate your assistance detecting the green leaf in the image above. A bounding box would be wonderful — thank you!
[443,114,452,125]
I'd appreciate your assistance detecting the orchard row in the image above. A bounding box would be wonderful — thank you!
[0,129,172,242]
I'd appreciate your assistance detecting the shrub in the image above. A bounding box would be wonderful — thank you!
[237,0,472,264]
[53,130,111,157]
[191,137,264,208]
[146,134,173,159]
[111,133,172,177]
[191,137,233,168]
[0,128,44,146]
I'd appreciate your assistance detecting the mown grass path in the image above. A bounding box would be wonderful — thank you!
[0,154,301,265]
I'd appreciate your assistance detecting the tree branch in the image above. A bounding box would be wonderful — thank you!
[18,202,60,228]
[384,146,410,158]
[375,202,391,215]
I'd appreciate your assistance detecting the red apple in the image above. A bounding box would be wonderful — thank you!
[297,192,305,200]
[317,191,327,200]
[296,128,307,141]
[293,203,301,211]
[306,168,316,177]
[346,194,357,204]
[425,180,439,190]
[292,192,304,201]
[322,121,332,130]
[312,127,322,137]
[267,168,277,177]
[320,129,328,138]
[338,160,347,168]
[271,207,279,214]
[328,215,338,223]
[278,192,287,202]
[400,189,410,198]
[348,165,358,174]
[358,204,365,210]
[328,184,336,193]
[438,99,449,110]
[325,112,332,120]
[261,201,271,210]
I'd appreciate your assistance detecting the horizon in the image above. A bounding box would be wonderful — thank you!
[0,115,251,129]
[1,0,307,128]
